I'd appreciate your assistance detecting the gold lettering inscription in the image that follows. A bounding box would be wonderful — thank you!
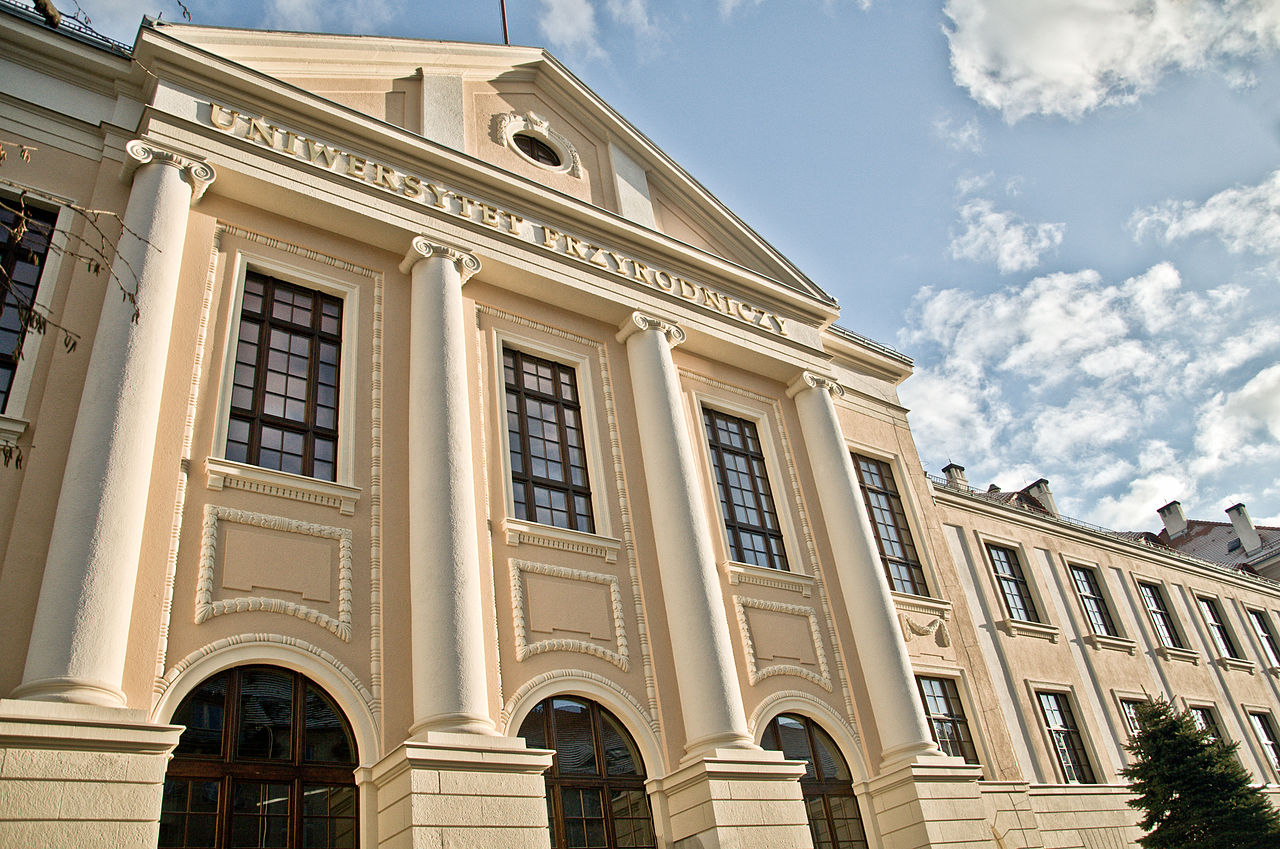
[403,174,423,199]
[425,183,449,209]
[304,139,342,168]
[372,163,399,191]
[506,213,524,235]
[480,204,502,228]
[246,118,275,146]
[345,155,367,178]
[210,104,238,130]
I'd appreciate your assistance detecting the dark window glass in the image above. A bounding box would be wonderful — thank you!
[1249,610,1280,667]
[1120,700,1143,738]
[703,407,788,570]
[0,200,57,411]
[987,544,1040,623]
[1037,692,1095,783]
[1069,565,1117,637]
[161,667,357,849]
[228,272,342,481]
[1138,582,1184,649]
[505,348,595,533]
[1190,707,1223,743]
[514,133,562,166]
[1198,597,1241,659]
[518,697,654,849]
[853,454,928,596]
[916,677,979,764]
[760,714,867,849]
[1249,712,1280,772]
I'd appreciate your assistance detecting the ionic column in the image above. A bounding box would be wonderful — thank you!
[617,312,753,755]
[400,237,495,736]
[16,140,215,706]
[788,372,939,767]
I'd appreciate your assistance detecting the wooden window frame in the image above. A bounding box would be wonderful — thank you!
[916,676,980,764]
[1036,690,1097,784]
[702,406,789,571]
[1248,609,1280,668]
[760,713,869,849]
[852,453,928,596]
[1197,595,1242,660]
[1137,581,1185,650]
[1069,564,1119,638]
[0,198,58,413]
[986,543,1041,624]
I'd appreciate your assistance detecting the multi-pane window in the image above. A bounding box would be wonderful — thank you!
[1037,692,1096,783]
[0,200,57,412]
[761,714,869,849]
[1248,610,1280,668]
[1198,597,1241,659]
[1248,712,1280,772]
[160,666,358,849]
[703,408,788,570]
[227,272,341,481]
[987,544,1040,623]
[1138,582,1185,649]
[1190,707,1223,743]
[1120,699,1144,737]
[518,697,655,849]
[1069,565,1118,637]
[853,454,927,596]
[504,349,594,532]
[916,677,979,764]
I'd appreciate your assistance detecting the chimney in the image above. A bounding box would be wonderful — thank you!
[1226,503,1262,554]
[1157,501,1187,538]
[942,462,968,488]
[1025,478,1059,517]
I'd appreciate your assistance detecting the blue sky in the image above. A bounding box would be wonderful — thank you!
[60,0,1280,533]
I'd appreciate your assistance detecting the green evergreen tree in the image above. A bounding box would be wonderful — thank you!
[1122,697,1280,848]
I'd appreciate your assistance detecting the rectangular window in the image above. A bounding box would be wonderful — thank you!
[1037,691,1096,783]
[226,272,342,481]
[987,544,1040,623]
[0,200,57,412]
[1190,707,1223,744]
[1138,582,1184,649]
[853,454,928,596]
[504,348,595,533]
[1070,565,1118,637]
[1120,699,1144,737]
[916,676,979,764]
[1249,712,1280,772]
[1198,597,1241,659]
[703,407,788,571]
[1248,610,1280,667]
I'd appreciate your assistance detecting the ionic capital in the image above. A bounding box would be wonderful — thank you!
[399,236,482,282]
[786,370,845,399]
[616,311,686,346]
[123,139,216,201]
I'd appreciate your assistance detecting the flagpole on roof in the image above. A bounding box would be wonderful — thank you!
[500,0,510,45]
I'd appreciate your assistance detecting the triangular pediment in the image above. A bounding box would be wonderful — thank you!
[147,23,834,308]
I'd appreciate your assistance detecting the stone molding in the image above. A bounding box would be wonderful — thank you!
[205,456,361,515]
[733,595,832,691]
[499,668,660,740]
[123,138,216,201]
[786,370,845,399]
[900,613,951,647]
[724,561,814,597]
[747,690,862,748]
[494,110,583,178]
[196,505,354,641]
[616,310,685,346]
[502,517,621,563]
[399,236,481,281]
[509,558,629,671]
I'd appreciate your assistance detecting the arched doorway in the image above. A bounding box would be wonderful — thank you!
[159,665,358,848]
[760,713,869,849]
[518,696,656,849]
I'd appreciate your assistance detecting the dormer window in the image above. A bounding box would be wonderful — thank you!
[496,111,581,177]
[513,133,561,167]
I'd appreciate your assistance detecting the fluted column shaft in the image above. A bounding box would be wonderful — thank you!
[618,312,752,756]
[401,237,495,736]
[18,141,215,706]
[789,373,939,768]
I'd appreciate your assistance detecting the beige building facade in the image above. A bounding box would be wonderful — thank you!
[1,7,1278,848]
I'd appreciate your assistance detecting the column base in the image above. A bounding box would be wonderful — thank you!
[369,731,555,849]
[651,747,811,849]
[864,758,996,849]
[0,699,182,848]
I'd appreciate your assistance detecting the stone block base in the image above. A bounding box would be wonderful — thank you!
[865,757,996,849]
[652,746,811,849]
[0,699,182,848]
[370,731,555,849]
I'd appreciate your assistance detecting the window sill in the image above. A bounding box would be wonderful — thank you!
[205,457,360,515]
[998,619,1059,643]
[1156,645,1200,665]
[892,592,952,620]
[0,413,27,444]
[1084,634,1137,655]
[501,517,621,563]
[1215,656,1256,674]
[724,561,813,597]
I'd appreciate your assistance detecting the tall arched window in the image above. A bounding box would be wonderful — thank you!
[160,666,358,849]
[518,696,656,849]
[761,713,868,849]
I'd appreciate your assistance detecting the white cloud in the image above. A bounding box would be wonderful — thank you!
[943,0,1280,122]
[948,199,1065,273]
[955,172,991,197]
[1130,170,1280,255]
[539,0,606,59]
[1193,363,1280,475]
[934,116,983,153]
[607,0,658,37]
